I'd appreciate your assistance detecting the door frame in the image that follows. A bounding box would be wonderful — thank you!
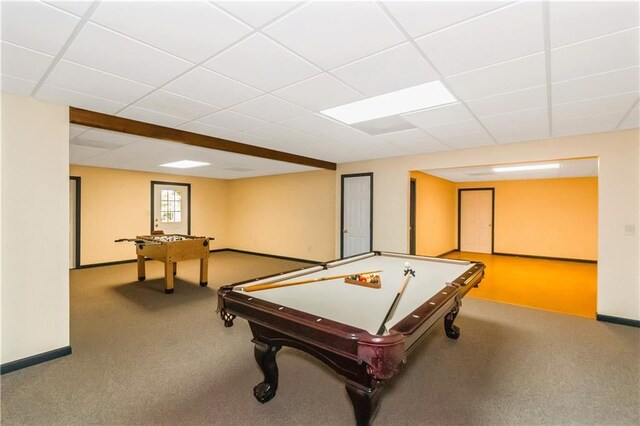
[409,178,416,255]
[340,173,373,258]
[70,176,81,268]
[457,188,495,253]
[150,181,191,235]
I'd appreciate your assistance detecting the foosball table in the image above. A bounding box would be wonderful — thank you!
[116,234,214,294]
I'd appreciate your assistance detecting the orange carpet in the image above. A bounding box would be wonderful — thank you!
[443,252,597,318]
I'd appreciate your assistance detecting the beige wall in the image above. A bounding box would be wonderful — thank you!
[410,171,456,256]
[227,170,336,261]
[1,94,70,364]
[457,178,598,260]
[69,165,230,265]
[337,129,640,320]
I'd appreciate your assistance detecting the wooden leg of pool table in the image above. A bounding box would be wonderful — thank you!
[164,262,174,294]
[444,303,460,339]
[199,256,208,287]
[137,255,145,281]
[252,340,281,404]
[345,382,382,426]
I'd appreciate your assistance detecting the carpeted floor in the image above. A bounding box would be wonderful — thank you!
[1,251,638,425]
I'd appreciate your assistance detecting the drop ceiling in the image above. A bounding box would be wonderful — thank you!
[423,158,598,182]
[1,1,638,179]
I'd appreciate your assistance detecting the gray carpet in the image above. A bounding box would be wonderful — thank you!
[1,251,638,425]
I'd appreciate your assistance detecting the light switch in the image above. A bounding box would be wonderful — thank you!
[624,224,636,236]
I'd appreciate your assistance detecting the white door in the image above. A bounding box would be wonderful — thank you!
[342,174,372,257]
[153,183,189,235]
[460,189,493,254]
[69,178,76,268]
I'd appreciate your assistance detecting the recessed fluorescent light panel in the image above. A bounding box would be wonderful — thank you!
[493,163,560,173]
[320,80,456,124]
[160,160,210,169]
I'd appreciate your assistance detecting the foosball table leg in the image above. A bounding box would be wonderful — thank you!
[164,262,175,294]
[199,256,209,287]
[137,255,146,281]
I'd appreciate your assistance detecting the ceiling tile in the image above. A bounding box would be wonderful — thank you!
[204,34,320,92]
[331,43,438,97]
[352,116,416,136]
[79,129,142,146]
[402,103,474,129]
[91,1,252,63]
[198,109,268,132]
[552,66,639,104]
[273,73,363,111]
[439,130,495,150]
[318,125,380,145]
[618,103,639,130]
[244,124,311,145]
[264,1,406,69]
[230,95,308,123]
[1,41,54,82]
[164,67,262,108]
[1,74,37,96]
[178,121,236,139]
[44,60,153,104]
[378,128,449,153]
[553,92,639,122]
[489,121,549,144]
[549,1,639,48]
[466,85,547,117]
[480,107,548,130]
[118,106,189,128]
[446,52,546,100]
[64,23,193,86]
[382,0,510,39]
[551,28,639,82]
[553,111,627,137]
[70,144,108,164]
[134,90,219,120]
[424,119,487,139]
[69,124,90,139]
[44,1,94,17]
[36,84,127,114]
[214,1,302,28]
[278,113,344,134]
[0,1,80,55]
[416,2,544,76]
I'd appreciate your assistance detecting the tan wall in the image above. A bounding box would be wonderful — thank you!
[2,94,70,363]
[227,170,336,261]
[69,165,229,265]
[410,171,456,256]
[457,177,598,260]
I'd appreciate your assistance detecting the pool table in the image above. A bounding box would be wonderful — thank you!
[217,251,485,425]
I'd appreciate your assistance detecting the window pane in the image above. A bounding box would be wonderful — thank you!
[174,212,181,222]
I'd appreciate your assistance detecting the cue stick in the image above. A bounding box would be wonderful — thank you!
[376,267,415,335]
[242,270,383,292]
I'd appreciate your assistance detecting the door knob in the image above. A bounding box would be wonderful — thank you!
[343,229,348,234]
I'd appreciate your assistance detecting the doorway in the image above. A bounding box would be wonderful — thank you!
[458,188,494,254]
[69,176,81,268]
[151,181,191,235]
[341,173,373,258]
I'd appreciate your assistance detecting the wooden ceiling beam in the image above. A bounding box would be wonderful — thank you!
[69,107,337,171]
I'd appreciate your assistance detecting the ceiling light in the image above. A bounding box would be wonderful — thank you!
[160,160,210,169]
[493,163,560,173]
[320,81,456,124]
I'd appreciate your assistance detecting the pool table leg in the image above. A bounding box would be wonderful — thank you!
[444,303,460,339]
[253,340,281,404]
[137,255,146,281]
[345,382,382,426]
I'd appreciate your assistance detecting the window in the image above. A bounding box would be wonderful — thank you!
[160,189,182,223]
